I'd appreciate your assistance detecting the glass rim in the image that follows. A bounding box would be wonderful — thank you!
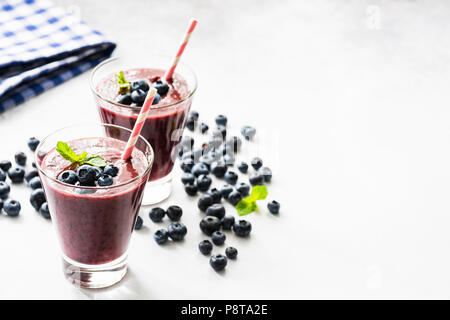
[35,123,154,190]
[89,55,198,111]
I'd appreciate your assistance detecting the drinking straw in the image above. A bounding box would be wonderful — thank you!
[121,87,157,161]
[164,18,198,81]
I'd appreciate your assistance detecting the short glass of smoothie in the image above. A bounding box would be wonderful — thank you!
[90,55,197,204]
[36,124,154,288]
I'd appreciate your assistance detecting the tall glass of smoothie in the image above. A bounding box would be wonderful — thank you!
[90,55,197,204]
[36,124,154,288]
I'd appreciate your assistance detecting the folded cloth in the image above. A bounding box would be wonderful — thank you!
[0,0,116,112]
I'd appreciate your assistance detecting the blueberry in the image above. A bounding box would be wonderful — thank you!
[14,152,27,166]
[227,190,242,206]
[154,81,169,96]
[177,147,184,159]
[206,203,226,219]
[199,240,213,255]
[29,176,42,190]
[196,174,212,192]
[215,115,227,126]
[167,205,183,221]
[191,162,209,177]
[200,123,209,134]
[226,136,242,153]
[220,216,235,231]
[92,166,103,180]
[189,110,199,120]
[212,125,226,140]
[58,170,78,185]
[134,216,143,230]
[185,183,198,196]
[104,164,119,177]
[181,172,195,185]
[149,207,166,222]
[241,126,256,140]
[207,188,222,204]
[3,199,21,216]
[97,174,114,186]
[0,169,5,182]
[236,183,250,196]
[8,167,25,183]
[198,194,214,212]
[233,220,252,237]
[32,162,36,168]
[219,184,234,198]
[224,171,238,185]
[168,222,187,241]
[152,93,161,105]
[131,89,147,104]
[210,162,227,178]
[154,229,169,244]
[186,116,196,131]
[39,202,51,219]
[181,136,194,149]
[223,154,235,166]
[260,167,272,182]
[25,170,38,183]
[117,93,132,105]
[0,160,11,172]
[210,254,227,271]
[27,137,40,152]
[0,181,10,199]
[251,157,263,170]
[268,200,280,214]
[180,158,195,173]
[237,162,249,174]
[225,247,238,259]
[77,165,97,186]
[211,231,226,245]
[131,79,150,92]
[199,216,221,236]
[0,199,2,211]
[249,173,264,186]
[30,188,46,211]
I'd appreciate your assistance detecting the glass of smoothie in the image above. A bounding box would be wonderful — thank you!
[90,55,197,204]
[36,123,154,288]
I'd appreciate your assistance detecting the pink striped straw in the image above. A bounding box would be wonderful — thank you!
[121,87,157,161]
[164,18,198,81]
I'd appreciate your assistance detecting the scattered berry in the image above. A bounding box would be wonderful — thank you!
[200,123,209,134]
[30,188,46,211]
[215,115,227,126]
[227,190,242,206]
[211,231,226,245]
[224,171,238,185]
[196,174,212,192]
[180,158,195,173]
[191,163,209,177]
[251,157,263,170]
[0,181,10,199]
[219,184,234,199]
[189,110,199,120]
[134,216,143,230]
[210,162,227,178]
[186,116,196,131]
[58,170,78,185]
[29,176,42,190]
[210,254,227,271]
[198,194,214,212]
[225,247,238,259]
[260,167,272,182]
[207,188,222,203]
[0,160,11,172]
[220,216,235,231]
[149,207,166,222]
[268,200,280,214]
[167,205,183,221]
[241,126,256,140]
[14,152,27,166]
[25,170,39,183]
[233,220,252,237]
[237,162,248,174]
[8,167,25,183]
[249,173,264,186]
[0,169,5,182]
[199,216,221,236]
[3,199,21,216]
[154,229,169,244]
[39,202,51,219]
[199,240,213,255]
[168,222,187,241]
[206,203,226,219]
[27,137,40,151]
[236,183,250,196]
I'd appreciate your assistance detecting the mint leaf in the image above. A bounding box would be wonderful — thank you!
[250,185,268,201]
[116,70,130,94]
[56,141,107,168]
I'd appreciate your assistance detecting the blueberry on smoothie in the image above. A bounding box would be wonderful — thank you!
[168,222,187,241]
[58,170,78,185]
[103,164,119,177]
[30,188,46,211]
[27,137,40,152]
[3,199,21,217]
[131,89,147,104]
[14,152,27,166]
[211,231,226,246]
[8,167,25,183]
[97,174,114,186]
[149,207,166,222]
[152,93,161,105]
[154,81,169,96]
[154,229,169,244]
[210,254,227,271]
[117,93,132,105]
[77,165,97,186]
[166,205,183,221]
[131,79,149,92]
[199,240,213,255]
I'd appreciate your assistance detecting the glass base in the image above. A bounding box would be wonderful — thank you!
[142,173,173,205]
[62,254,127,289]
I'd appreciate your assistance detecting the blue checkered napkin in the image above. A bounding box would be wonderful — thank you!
[0,0,116,112]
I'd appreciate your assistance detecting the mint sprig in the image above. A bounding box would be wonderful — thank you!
[56,141,107,168]
[116,70,130,94]
[235,185,268,216]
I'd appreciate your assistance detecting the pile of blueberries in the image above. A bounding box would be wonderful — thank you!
[0,137,51,219]
[116,76,170,107]
[58,163,119,187]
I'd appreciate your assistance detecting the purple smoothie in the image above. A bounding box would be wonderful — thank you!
[94,68,192,181]
[38,137,151,265]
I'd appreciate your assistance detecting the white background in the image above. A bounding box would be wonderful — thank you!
[1,0,450,299]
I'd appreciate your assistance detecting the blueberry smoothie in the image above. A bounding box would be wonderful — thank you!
[94,68,193,181]
[38,137,152,265]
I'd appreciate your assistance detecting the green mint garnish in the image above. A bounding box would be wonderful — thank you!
[56,141,107,168]
[116,70,130,94]
[235,185,268,216]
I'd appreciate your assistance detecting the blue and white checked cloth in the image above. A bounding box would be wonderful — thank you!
[0,0,116,112]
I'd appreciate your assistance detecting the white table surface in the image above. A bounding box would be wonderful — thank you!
[1,0,450,299]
